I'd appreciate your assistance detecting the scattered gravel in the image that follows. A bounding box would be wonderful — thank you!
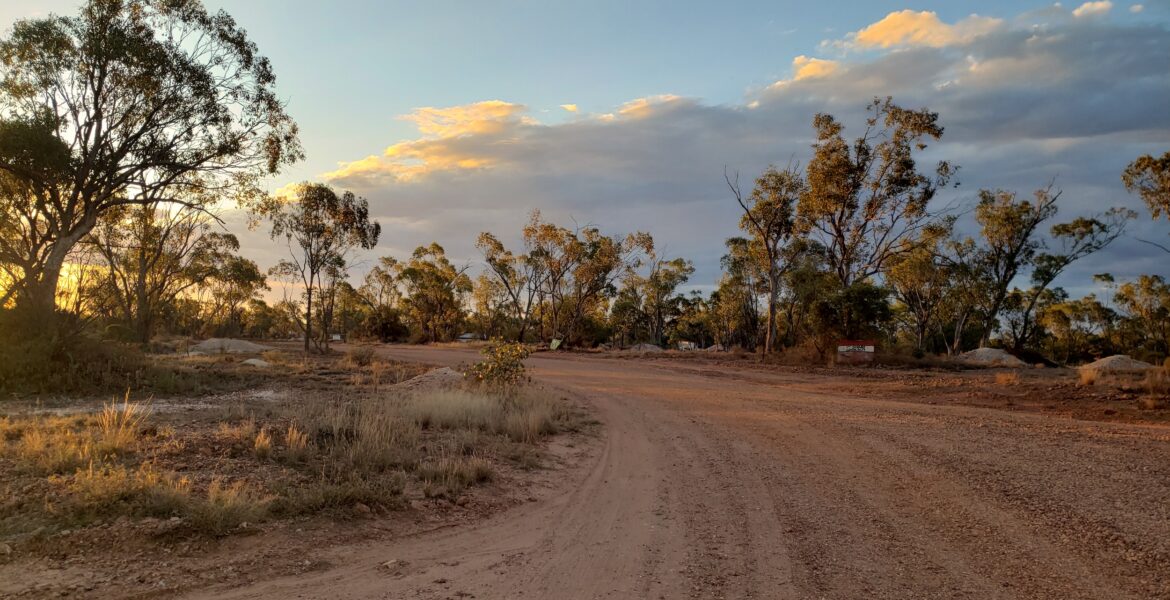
[189,338,273,354]
[395,367,463,391]
[1079,355,1156,373]
[959,347,1027,367]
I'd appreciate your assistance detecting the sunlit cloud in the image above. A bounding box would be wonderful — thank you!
[560,103,579,113]
[842,10,1004,49]
[1129,3,1144,12]
[792,55,840,80]
[1072,1,1113,17]
[307,5,1170,293]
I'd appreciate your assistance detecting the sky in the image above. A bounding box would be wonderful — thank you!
[3,0,1169,297]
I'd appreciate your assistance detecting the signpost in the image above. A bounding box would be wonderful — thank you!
[836,339,876,365]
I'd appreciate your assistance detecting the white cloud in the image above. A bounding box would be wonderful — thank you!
[560,104,579,113]
[1130,4,1144,12]
[1073,1,1113,17]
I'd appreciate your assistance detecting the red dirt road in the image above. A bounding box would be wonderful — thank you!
[192,346,1170,599]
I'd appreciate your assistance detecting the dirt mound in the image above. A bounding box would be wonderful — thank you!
[959,348,1026,368]
[629,343,663,353]
[241,358,271,368]
[396,367,463,391]
[1079,355,1156,373]
[189,338,273,354]
[705,344,726,352]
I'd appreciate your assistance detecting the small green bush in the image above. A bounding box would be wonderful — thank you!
[465,341,530,386]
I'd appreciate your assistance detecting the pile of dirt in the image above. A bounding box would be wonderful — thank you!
[396,367,463,391]
[189,338,273,355]
[705,344,726,352]
[1079,355,1156,373]
[959,348,1027,368]
[629,343,663,353]
[241,358,272,368]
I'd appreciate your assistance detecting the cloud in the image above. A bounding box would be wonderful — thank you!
[1073,1,1113,17]
[323,100,535,183]
[305,9,1170,295]
[847,10,1004,49]
[792,55,840,80]
[1130,4,1144,12]
[560,104,579,113]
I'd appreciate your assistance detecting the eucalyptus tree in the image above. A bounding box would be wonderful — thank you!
[727,165,801,352]
[1124,151,1170,253]
[798,97,956,291]
[0,0,300,315]
[269,183,380,352]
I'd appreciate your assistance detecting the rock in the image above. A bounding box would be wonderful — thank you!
[241,358,271,368]
[354,503,372,515]
[629,343,663,353]
[0,542,11,555]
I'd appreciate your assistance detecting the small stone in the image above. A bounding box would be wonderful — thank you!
[0,543,12,555]
[354,503,372,515]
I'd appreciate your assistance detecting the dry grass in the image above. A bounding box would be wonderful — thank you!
[188,479,270,535]
[344,346,377,368]
[253,428,273,459]
[417,455,494,498]
[995,371,1021,386]
[96,394,151,455]
[1,369,584,542]
[1079,368,1099,386]
[283,424,312,462]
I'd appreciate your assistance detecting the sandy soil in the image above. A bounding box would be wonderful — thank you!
[182,346,1170,600]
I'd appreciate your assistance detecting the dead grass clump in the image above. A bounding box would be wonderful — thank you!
[995,371,1021,386]
[344,346,377,368]
[253,428,273,459]
[403,389,566,443]
[417,455,493,498]
[65,462,192,520]
[217,416,257,445]
[1079,368,1099,386]
[96,395,150,455]
[188,479,270,535]
[13,424,94,475]
[1145,369,1170,403]
[283,424,312,462]
[274,473,406,515]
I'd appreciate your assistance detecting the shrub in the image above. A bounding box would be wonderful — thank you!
[1079,368,1098,386]
[465,341,530,386]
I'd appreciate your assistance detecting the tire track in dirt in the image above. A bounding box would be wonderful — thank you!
[185,346,1170,600]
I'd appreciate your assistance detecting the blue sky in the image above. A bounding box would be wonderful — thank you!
[3,1,1169,296]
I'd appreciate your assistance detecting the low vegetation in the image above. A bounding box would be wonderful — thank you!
[0,360,586,540]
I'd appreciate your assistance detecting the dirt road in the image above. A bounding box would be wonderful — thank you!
[194,346,1170,599]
